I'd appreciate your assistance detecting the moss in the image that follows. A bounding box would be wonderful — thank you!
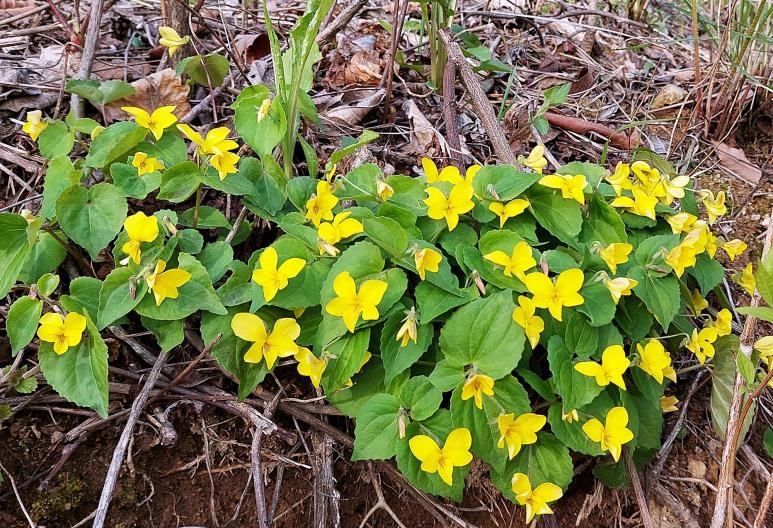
[30,475,85,522]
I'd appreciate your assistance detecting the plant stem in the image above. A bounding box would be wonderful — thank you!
[192,184,202,228]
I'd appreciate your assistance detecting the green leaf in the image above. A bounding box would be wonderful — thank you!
[737,306,773,322]
[38,314,109,417]
[527,186,583,248]
[450,375,531,474]
[380,311,434,385]
[547,404,603,456]
[548,336,603,410]
[615,296,654,342]
[13,373,38,394]
[564,312,599,360]
[763,427,773,458]
[711,335,753,441]
[352,393,402,461]
[756,252,773,306]
[198,241,234,282]
[322,329,371,392]
[98,266,146,329]
[415,283,478,326]
[233,85,287,157]
[158,161,202,202]
[136,131,188,167]
[439,291,524,378]
[327,359,386,417]
[402,376,443,421]
[363,217,409,257]
[35,273,60,298]
[177,206,231,229]
[330,130,379,165]
[18,232,67,285]
[56,183,127,260]
[580,194,627,244]
[175,229,204,254]
[576,281,617,327]
[85,121,147,168]
[111,162,161,199]
[42,156,79,219]
[241,158,286,216]
[38,120,74,159]
[533,116,549,135]
[141,316,184,352]
[544,83,571,106]
[7,297,43,355]
[285,176,316,210]
[134,253,227,320]
[688,253,725,296]
[60,277,102,322]
[472,165,540,201]
[179,53,230,86]
[0,213,38,298]
[66,79,135,104]
[629,267,681,329]
[558,162,607,188]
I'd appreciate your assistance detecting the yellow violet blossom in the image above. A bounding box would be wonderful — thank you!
[396,308,418,347]
[423,184,475,231]
[721,239,747,261]
[421,158,478,189]
[562,409,579,423]
[132,152,165,176]
[210,150,240,180]
[699,190,727,224]
[714,309,733,336]
[317,211,364,254]
[736,263,756,296]
[582,406,634,462]
[295,346,327,388]
[37,312,87,355]
[512,295,544,349]
[522,268,585,322]
[497,412,546,459]
[598,243,633,274]
[605,162,632,196]
[610,187,658,220]
[177,124,239,157]
[461,373,495,409]
[256,98,272,122]
[603,277,638,305]
[413,247,442,280]
[511,473,563,524]
[121,211,159,265]
[690,289,708,313]
[636,339,675,384]
[231,313,300,368]
[145,260,192,305]
[686,326,718,364]
[376,179,394,201]
[122,105,178,140]
[754,337,773,364]
[522,144,548,173]
[666,212,698,234]
[660,395,679,413]
[538,174,587,205]
[408,428,473,486]
[574,344,630,390]
[661,174,690,204]
[304,180,339,227]
[489,199,529,228]
[251,246,306,302]
[22,110,48,141]
[158,26,190,57]
[665,244,697,278]
[483,241,536,281]
[325,271,388,332]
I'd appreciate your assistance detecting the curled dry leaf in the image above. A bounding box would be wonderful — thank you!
[319,88,385,126]
[344,51,384,86]
[234,33,271,65]
[403,99,442,156]
[713,141,762,185]
[105,69,191,122]
[651,84,688,111]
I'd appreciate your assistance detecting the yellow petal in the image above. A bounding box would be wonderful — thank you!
[231,313,268,343]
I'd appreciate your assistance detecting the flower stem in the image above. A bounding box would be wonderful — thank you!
[192,184,202,229]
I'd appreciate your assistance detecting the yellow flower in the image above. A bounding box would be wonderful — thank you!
[325,271,388,332]
[497,413,546,459]
[177,124,239,156]
[461,373,495,409]
[256,98,271,122]
[511,473,563,524]
[423,184,475,231]
[666,212,698,234]
[522,269,585,322]
[122,105,178,140]
[631,161,660,189]
[145,260,192,306]
[210,151,240,181]
[396,308,418,347]
[413,247,442,280]
[562,409,579,423]
[295,346,327,388]
[121,211,159,265]
[488,199,529,228]
[22,110,48,141]
[598,243,633,274]
[714,308,733,336]
[483,241,536,281]
[90,125,105,139]
[661,175,690,204]
[376,179,394,201]
[610,188,658,220]
[251,246,305,302]
[603,277,637,304]
[305,180,339,227]
[699,190,727,224]
[37,312,87,355]
[131,152,165,176]
[512,295,544,349]
[582,406,634,462]
[721,239,747,261]
[736,263,756,296]
[665,243,697,278]
[408,428,473,486]
[685,326,718,364]
[636,339,673,384]
[317,211,363,253]
[754,336,773,363]
[421,158,460,184]
[158,26,191,57]
[538,174,587,205]
[231,313,300,368]
[523,144,548,173]
[605,162,632,196]
[690,289,708,313]
[660,395,679,413]
[574,345,630,390]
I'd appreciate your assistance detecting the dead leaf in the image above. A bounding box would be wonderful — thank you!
[105,69,191,122]
[344,51,383,86]
[0,0,35,17]
[403,99,442,156]
[713,141,762,185]
[651,84,688,111]
[569,66,595,94]
[319,88,385,126]
[234,34,271,65]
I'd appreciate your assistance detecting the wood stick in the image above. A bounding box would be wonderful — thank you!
[70,0,105,119]
[317,0,370,45]
[625,448,655,528]
[544,112,639,150]
[442,56,463,170]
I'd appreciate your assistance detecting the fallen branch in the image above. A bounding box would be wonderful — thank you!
[70,0,105,119]
[442,55,463,170]
[544,112,639,150]
[317,0,370,45]
[624,448,654,528]
[252,392,281,528]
